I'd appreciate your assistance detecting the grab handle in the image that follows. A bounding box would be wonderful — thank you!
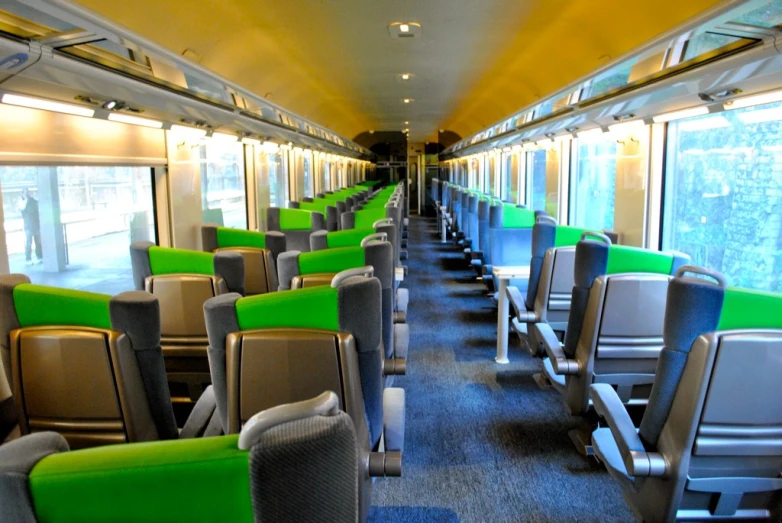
[674,265,728,287]
[360,233,388,247]
[580,231,612,245]
[331,266,374,287]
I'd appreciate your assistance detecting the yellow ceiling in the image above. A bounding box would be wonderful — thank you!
[75,0,725,143]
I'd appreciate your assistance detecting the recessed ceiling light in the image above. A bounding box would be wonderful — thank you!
[403,98,412,104]
[388,22,421,39]
[404,121,409,124]
[401,74,410,80]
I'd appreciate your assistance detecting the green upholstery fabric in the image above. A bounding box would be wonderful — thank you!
[605,245,674,275]
[13,284,111,329]
[236,286,339,331]
[554,226,593,247]
[501,206,535,228]
[299,200,330,214]
[354,208,388,229]
[326,228,377,248]
[298,247,366,275]
[279,208,315,230]
[148,246,214,276]
[216,228,266,249]
[29,435,252,523]
[718,287,782,330]
[358,180,381,187]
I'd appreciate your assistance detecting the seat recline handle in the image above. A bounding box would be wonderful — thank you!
[675,264,727,287]
[331,266,374,287]
[360,233,388,247]
[238,391,339,450]
[580,231,612,245]
[536,215,558,225]
[373,218,394,227]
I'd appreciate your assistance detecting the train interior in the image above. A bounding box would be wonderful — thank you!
[0,0,781,521]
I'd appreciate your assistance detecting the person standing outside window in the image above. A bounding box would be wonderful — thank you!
[18,188,42,266]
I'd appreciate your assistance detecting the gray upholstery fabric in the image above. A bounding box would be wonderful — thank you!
[249,412,358,523]
[287,201,300,209]
[264,232,287,263]
[365,242,394,291]
[309,230,328,251]
[213,251,245,295]
[302,197,314,203]
[180,385,218,439]
[525,222,557,310]
[466,195,479,242]
[203,293,242,433]
[276,251,302,291]
[345,196,355,211]
[0,432,69,523]
[0,274,27,440]
[109,291,178,441]
[284,230,313,252]
[340,211,356,230]
[563,240,609,357]
[311,212,326,232]
[266,207,281,232]
[639,278,724,447]
[338,278,384,448]
[201,225,219,253]
[326,206,338,232]
[129,241,154,291]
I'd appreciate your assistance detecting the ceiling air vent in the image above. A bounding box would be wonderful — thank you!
[388,22,421,39]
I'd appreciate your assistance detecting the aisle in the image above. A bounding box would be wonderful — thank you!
[368,217,633,522]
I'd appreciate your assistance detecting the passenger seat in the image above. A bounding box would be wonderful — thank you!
[267,207,326,252]
[201,225,286,295]
[204,274,405,520]
[130,241,244,423]
[0,275,220,449]
[592,266,782,522]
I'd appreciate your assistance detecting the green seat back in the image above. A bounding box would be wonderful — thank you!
[215,228,267,249]
[12,284,112,330]
[718,287,782,330]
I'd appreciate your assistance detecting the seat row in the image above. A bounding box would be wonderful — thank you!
[431,178,782,522]
[0,181,410,522]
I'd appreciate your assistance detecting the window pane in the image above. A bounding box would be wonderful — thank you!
[683,32,744,62]
[1,165,156,294]
[732,1,782,28]
[663,102,782,292]
[200,142,247,229]
[571,130,648,245]
[303,156,313,197]
[527,148,559,216]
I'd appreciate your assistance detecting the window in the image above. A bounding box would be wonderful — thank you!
[303,154,314,197]
[571,129,649,245]
[200,141,246,229]
[527,148,559,216]
[501,152,519,203]
[323,158,332,192]
[0,165,156,294]
[663,102,782,292]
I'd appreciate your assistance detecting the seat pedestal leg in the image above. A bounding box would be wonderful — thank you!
[568,427,595,457]
[533,373,551,390]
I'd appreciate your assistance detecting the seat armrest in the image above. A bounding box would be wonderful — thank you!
[393,323,409,360]
[506,286,536,322]
[383,388,405,453]
[180,385,220,438]
[590,384,666,477]
[470,250,483,260]
[533,323,578,375]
